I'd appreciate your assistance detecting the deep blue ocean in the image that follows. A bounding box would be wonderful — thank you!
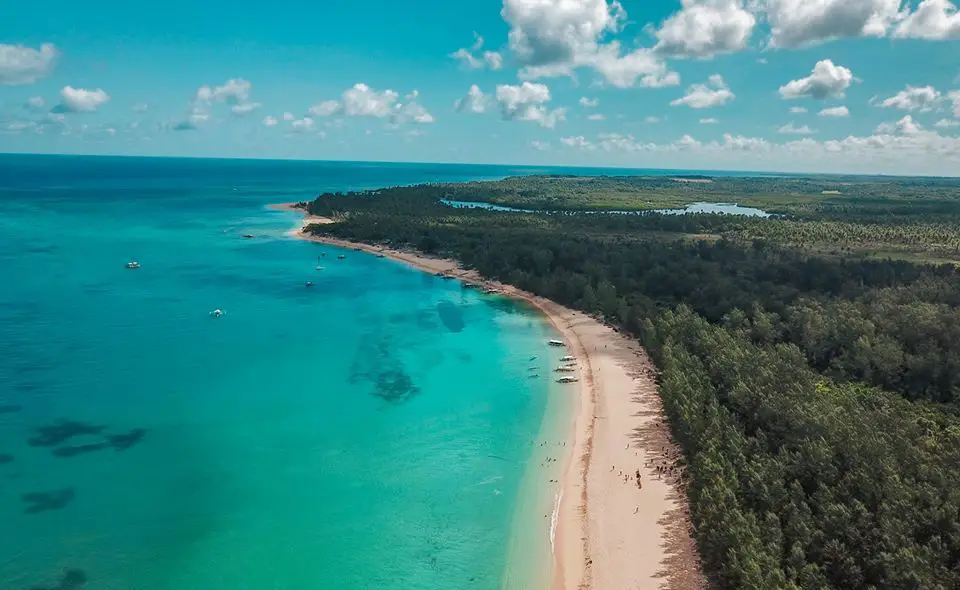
[0,154,773,590]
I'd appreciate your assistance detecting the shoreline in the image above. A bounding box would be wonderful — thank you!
[273,203,706,590]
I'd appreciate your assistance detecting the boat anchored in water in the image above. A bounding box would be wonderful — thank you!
[548,339,565,347]
[557,376,579,384]
[559,355,575,362]
[209,309,224,318]
[126,261,140,269]
[554,366,576,373]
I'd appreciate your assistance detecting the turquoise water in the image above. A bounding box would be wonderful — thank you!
[442,199,771,217]
[0,156,583,589]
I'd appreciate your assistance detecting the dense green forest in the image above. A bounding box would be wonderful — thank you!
[304,175,960,589]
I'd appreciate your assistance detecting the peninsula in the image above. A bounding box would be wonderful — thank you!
[280,172,960,589]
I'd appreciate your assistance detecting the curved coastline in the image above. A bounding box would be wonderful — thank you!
[272,202,706,590]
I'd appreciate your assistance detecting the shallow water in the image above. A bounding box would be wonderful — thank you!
[0,156,581,589]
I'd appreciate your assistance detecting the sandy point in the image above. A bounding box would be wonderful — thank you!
[275,203,706,590]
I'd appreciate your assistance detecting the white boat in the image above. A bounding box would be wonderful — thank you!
[210,309,224,318]
[126,261,140,269]
[548,339,565,347]
[554,366,576,373]
[560,355,575,362]
[557,376,579,384]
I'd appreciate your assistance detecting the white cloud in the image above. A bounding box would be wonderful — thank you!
[763,0,901,48]
[54,86,110,113]
[875,85,941,111]
[790,106,808,114]
[779,60,854,99]
[231,102,261,116]
[720,133,771,151]
[309,84,433,125]
[132,103,148,114]
[561,135,596,149]
[263,115,278,127]
[3,120,36,133]
[700,117,719,124]
[757,57,768,64]
[451,33,504,70]
[645,115,661,123]
[282,112,295,121]
[24,96,44,111]
[495,82,566,128]
[819,106,851,117]
[778,122,816,134]
[671,74,734,108]
[580,96,599,108]
[393,100,436,125]
[341,83,399,118]
[531,139,552,150]
[876,114,924,135]
[894,0,960,40]
[948,91,960,118]
[935,118,960,128]
[454,84,491,114]
[290,117,316,133]
[652,0,757,59]
[502,0,678,88]
[309,100,341,117]
[587,113,606,120]
[0,43,58,85]
[195,79,252,105]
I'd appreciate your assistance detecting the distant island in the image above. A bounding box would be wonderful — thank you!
[282,173,960,589]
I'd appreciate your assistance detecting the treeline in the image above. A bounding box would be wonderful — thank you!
[646,307,960,589]
[307,180,960,587]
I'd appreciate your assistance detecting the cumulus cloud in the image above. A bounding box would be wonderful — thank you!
[651,0,756,59]
[495,82,566,128]
[263,115,278,127]
[195,79,252,105]
[790,106,808,114]
[531,140,551,150]
[819,106,851,117]
[700,117,719,124]
[874,85,941,111]
[580,96,599,108]
[309,84,434,125]
[671,74,734,108]
[762,0,901,48]
[0,43,58,85]
[935,118,960,128]
[894,0,960,39]
[876,114,924,135]
[779,60,854,99]
[451,33,504,70]
[454,85,491,114]
[282,112,295,121]
[778,122,816,134]
[501,0,678,88]
[53,86,110,113]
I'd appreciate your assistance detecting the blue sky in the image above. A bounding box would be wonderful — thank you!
[2,0,960,174]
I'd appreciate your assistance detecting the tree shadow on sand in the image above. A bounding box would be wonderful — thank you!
[624,351,710,590]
